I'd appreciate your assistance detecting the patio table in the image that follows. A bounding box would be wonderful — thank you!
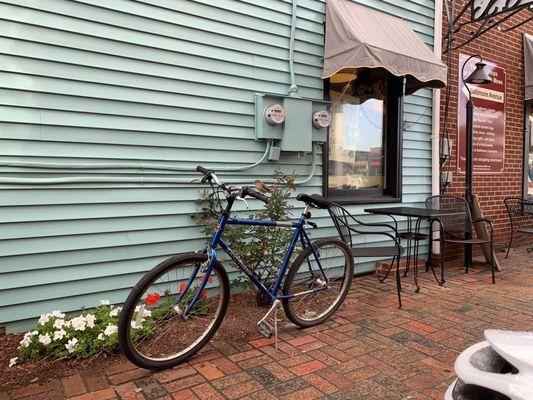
[364,206,465,292]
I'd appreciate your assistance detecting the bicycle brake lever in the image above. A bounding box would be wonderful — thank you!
[190,178,201,183]
[306,221,318,229]
[236,196,249,208]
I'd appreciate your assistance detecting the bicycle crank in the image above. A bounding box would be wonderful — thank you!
[257,299,281,351]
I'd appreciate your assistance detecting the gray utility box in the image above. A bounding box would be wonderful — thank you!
[255,93,329,153]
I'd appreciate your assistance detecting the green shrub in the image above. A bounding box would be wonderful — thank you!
[193,170,297,289]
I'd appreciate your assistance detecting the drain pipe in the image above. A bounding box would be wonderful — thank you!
[288,0,299,97]
[431,0,444,254]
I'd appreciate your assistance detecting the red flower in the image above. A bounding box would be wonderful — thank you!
[179,283,186,293]
[199,274,213,283]
[201,290,207,298]
[145,292,160,306]
[204,219,211,225]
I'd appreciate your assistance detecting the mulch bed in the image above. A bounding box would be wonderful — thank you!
[0,291,273,391]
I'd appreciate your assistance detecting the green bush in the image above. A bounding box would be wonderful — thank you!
[193,170,297,289]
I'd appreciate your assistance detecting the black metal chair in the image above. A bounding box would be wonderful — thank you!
[425,195,495,284]
[504,197,533,258]
[327,203,405,308]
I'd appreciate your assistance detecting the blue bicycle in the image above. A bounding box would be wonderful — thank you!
[118,166,354,369]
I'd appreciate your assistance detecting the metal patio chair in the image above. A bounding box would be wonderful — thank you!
[327,203,405,307]
[425,195,495,284]
[504,197,533,258]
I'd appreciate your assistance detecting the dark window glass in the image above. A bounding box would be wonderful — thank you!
[324,69,402,203]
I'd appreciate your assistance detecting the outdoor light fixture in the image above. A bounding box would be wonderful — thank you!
[461,54,492,268]
[465,61,492,85]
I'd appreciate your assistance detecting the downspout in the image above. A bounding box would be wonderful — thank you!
[432,0,444,253]
[288,0,299,97]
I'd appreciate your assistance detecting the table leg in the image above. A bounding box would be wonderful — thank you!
[396,248,402,309]
[403,217,412,278]
[413,218,422,293]
[427,221,445,286]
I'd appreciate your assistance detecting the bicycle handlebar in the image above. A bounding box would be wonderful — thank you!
[241,186,270,205]
[196,165,210,175]
[195,165,270,204]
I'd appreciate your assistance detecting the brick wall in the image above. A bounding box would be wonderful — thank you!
[440,3,533,259]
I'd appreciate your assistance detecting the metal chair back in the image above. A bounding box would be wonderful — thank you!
[328,204,355,247]
[504,197,533,232]
[425,195,472,240]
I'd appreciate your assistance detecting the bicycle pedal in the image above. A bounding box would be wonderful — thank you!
[258,320,274,339]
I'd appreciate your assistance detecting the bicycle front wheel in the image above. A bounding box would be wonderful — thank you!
[282,238,353,327]
[118,253,230,370]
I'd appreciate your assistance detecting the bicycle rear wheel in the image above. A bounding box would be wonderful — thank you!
[118,253,229,370]
[282,238,353,327]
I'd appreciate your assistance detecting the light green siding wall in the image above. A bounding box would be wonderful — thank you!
[0,0,436,332]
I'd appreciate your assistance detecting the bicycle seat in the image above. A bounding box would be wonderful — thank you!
[296,194,332,209]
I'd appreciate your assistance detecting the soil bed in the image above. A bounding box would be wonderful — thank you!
[0,291,271,391]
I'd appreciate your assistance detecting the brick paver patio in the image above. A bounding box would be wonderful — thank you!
[4,247,532,399]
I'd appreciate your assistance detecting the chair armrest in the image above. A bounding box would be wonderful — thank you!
[346,225,401,246]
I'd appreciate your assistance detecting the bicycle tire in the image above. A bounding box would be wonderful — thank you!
[282,238,353,328]
[118,253,230,370]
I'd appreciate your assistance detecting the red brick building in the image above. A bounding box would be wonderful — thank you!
[439,1,533,256]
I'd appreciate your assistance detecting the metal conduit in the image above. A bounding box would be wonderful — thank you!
[0,144,319,186]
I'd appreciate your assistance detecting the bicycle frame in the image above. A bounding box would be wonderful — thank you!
[179,210,327,315]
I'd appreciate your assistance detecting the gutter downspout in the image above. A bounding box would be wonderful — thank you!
[432,0,443,254]
[288,0,299,97]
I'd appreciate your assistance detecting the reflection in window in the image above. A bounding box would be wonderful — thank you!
[527,112,533,197]
[328,70,387,192]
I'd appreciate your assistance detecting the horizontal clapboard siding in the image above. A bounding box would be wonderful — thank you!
[0,0,437,332]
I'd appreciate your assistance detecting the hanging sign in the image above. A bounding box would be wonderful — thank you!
[457,54,506,174]
[471,0,533,22]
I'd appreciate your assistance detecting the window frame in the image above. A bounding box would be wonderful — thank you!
[322,73,404,204]
[524,100,533,199]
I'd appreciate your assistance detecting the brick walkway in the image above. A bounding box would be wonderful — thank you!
[4,248,533,399]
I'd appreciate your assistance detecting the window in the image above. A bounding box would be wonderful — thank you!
[324,69,403,203]
[525,101,533,198]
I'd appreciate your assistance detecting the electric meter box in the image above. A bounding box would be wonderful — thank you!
[255,93,329,152]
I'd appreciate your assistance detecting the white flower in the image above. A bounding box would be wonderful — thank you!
[38,333,52,345]
[19,336,31,348]
[65,338,78,354]
[109,308,119,317]
[142,309,152,318]
[38,313,51,325]
[19,330,37,348]
[97,333,105,340]
[131,321,142,330]
[8,357,17,368]
[50,310,65,319]
[53,329,67,341]
[53,319,66,329]
[70,316,86,331]
[85,314,96,329]
[64,320,72,328]
[99,299,110,306]
[134,305,140,312]
[103,324,118,336]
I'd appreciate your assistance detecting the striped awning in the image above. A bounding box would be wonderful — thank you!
[323,0,448,95]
